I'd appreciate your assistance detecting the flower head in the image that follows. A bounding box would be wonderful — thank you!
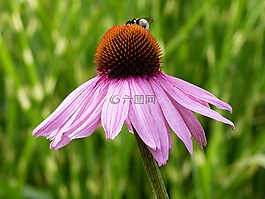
[95,24,161,79]
[33,21,234,166]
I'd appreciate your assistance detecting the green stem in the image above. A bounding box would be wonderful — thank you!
[134,129,169,199]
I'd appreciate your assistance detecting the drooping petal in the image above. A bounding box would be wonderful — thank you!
[35,76,110,149]
[55,79,110,141]
[33,76,102,137]
[173,102,207,149]
[128,79,158,149]
[128,78,161,150]
[49,130,71,150]
[158,75,235,129]
[167,129,172,151]
[101,79,130,139]
[150,78,193,154]
[162,73,233,112]
[47,108,84,149]
[147,119,171,166]
[128,77,170,165]
[125,117,133,133]
[50,108,101,150]
[188,95,210,108]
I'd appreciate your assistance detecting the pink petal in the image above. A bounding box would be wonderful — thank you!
[50,103,102,150]
[150,78,193,154]
[46,108,82,140]
[188,95,210,108]
[50,117,100,150]
[163,74,233,112]
[48,82,107,149]
[50,131,71,149]
[50,92,104,150]
[158,75,235,129]
[127,78,160,150]
[34,76,110,150]
[148,120,171,166]
[125,117,133,133]
[174,102,207,149]
[128,77,170,165]
[33,76,102,137]
[167,129,172,151]
[101,79,130,139]
[63,103,102,139]
[58,79,109,140]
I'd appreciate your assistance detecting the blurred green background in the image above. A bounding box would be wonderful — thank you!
[1,0,265,198]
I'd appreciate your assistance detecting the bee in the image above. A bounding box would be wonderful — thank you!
[125,17,154,30]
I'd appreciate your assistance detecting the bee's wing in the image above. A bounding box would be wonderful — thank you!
[143,17,154,24]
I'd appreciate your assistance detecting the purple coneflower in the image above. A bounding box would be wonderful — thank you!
[33,20,234,166]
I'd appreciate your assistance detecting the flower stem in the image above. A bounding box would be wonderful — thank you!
[134,129,169,199]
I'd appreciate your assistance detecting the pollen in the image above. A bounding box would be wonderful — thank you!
[94,24,162,79]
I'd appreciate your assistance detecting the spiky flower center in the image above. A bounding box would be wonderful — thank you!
[94,24,162,79]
